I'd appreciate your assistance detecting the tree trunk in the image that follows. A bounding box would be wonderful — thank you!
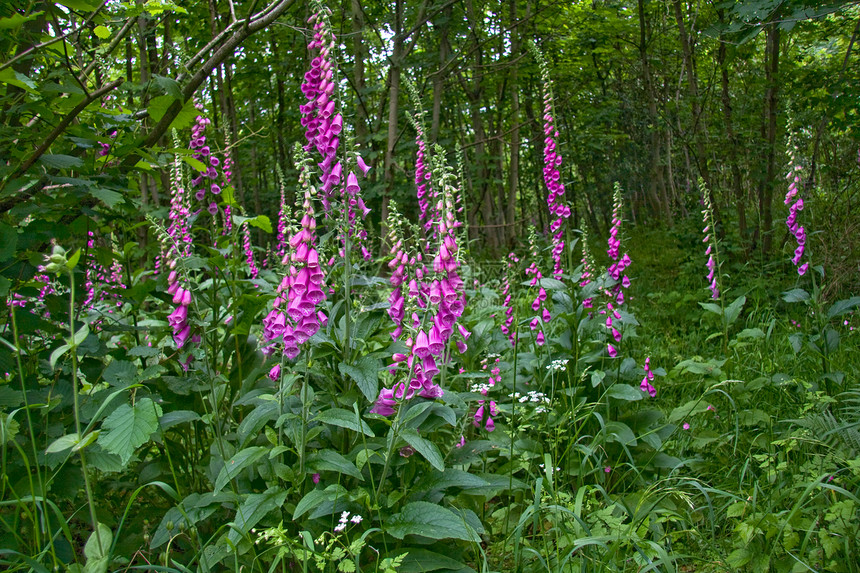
[759,24,780,256]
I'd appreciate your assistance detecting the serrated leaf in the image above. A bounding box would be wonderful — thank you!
[90,188,124,207]
[385,501,480,542]
[249,215,272,233]
[214,447,267,493]
[97,398,162,464]
[153,75,182,100]
[389,549,466,573]
[401,428,445,471]
[102,360,137,386]
[146,95,196,130]
[40,154,84,169]
[93,25,110,39]
[314,408,375,437]
[606,384,644,402]
[338,356,379,403]
[128,345,160,357]
[306,449,363,480]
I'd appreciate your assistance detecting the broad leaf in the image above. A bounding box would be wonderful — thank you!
[82,523,112,573]
[401,428,445,471]
[385,501,481,542]
[338,355,379,403]
[314,408,375,437]
[606,384,644,402]
[97,398,162,464]
[306,449,363,480]
[214,447,267,493]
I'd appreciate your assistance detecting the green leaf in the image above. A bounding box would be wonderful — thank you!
[247,215,272,233]
[385,501,481,542]
[306,449,363,481]
[828,296,860,319]
[128,345,160,357]
[214,447,267,493]
[158,410,200,430]
[153,74,182,100]
[606,384,644,402]
[0,224,17,261]
[603,421,636,446]
[102,360,137,386]
[338,356,380,403]
[146,95,196,130]
[82,523,112,573]
[0,11,44,29]
[181,156,208,173]
[414,469,491,492]
[93,25,110,39]
[227,489,288,545]
[401,428,445,471]
[40,154,84,169]
[90,188,125,208]
[723,295,746,326]
[314,408,375,437]
[50,344,71,370]
[393,549,466,572]
[668,399,711,424]
[698,302,722,315]
[782,288,810,303]
[97,398,162,464]
[47,433,81,454]
[293,484,348,520]
[56,0,99,10]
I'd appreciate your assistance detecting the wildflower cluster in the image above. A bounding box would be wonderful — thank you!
[262,148,327,360]
[579,226,596,308]
[500,252,519,345]
[701,185,720,299]
[531,42,571,279]
[603,184,631,357]
[640,356,656,397]
[509,390,551,414]
[525,227,550,347]
[372,134,468,416]
[82,231,125,315]
[334,511,362,533]
[300,2,344,214]
[471,355,502,432]
[784,144,808,275]
[163,138,194,348]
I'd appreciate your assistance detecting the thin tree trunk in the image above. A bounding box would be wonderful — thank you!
[759,24,780,256]
[506,0,521,245]
[718,9,747,246]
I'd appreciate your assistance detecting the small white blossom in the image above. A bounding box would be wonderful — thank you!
[350,514,363,524]
[334,523,347,533]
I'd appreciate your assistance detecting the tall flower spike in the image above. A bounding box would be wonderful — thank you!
[701,179,721,300]
[262,145,327,360]
[371,123,467,416]
[785,140,808,275]
[530,42,571,279]
[602,183,630,356]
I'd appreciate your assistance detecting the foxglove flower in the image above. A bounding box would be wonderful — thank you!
[785,144,808,275]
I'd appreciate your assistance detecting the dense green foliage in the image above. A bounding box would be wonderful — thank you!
[1,0,859,572]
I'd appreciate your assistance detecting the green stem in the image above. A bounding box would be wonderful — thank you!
[67,270,102,549]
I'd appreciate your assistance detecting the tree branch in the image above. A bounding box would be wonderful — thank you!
[7,77,125,181]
